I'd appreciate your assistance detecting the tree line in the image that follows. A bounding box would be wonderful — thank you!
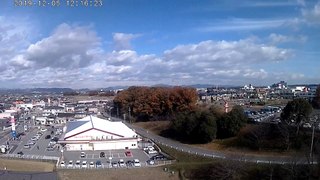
[113,86,198,121]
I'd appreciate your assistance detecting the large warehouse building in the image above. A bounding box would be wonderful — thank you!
[60,116,140,151]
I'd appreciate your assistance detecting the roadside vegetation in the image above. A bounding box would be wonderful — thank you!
[160,144,320,180]
[115,86,320,178]
[116,87,320,154]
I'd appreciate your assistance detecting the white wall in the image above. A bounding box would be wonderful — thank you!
[67,129,123,141]
[93,140,138,150]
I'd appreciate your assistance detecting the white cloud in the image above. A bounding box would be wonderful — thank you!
[0,19,311,88]
[24,23,102,69]
[302,2,320,24]
[197,18,289,32]
[112,33,140,50]
[268,33,307,44]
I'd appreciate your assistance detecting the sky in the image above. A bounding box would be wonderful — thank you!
[0,0,319,89]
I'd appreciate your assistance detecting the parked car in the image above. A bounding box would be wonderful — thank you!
[17,151,24,156]
[23,144,30,149]
[96,160,102,168]
[100,151,105,158]
[80,152,86,158]
[147,159,155,165]
[60,161,65,167]
[40,128,47,132]
[31,136,38,141]
[75,160,81,168]
[126,160,133,167]
[82,161,88,168]
[133,159,141,167]
[89,161,95,168]
[45,135,51,139]
[118,159,125,167]
[151,154,166,160]
[111,161,118,167]
[28,140,36,145]
[68,160,73,168]
[125,150,132,157]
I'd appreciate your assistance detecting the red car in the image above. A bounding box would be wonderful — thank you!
[125,151,132,157]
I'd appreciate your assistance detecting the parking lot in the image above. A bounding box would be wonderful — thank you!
[1,119,171,169]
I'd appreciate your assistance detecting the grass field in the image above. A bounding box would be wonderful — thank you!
[57,167,179,180]
[0,158,55,172]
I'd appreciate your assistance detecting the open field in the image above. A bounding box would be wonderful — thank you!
[0,158,55,172]
[57,167,179,180]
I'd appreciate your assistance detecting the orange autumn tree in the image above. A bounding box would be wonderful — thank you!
[113,86,198,121]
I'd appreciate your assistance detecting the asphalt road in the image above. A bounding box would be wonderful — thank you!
[118,118,317,165]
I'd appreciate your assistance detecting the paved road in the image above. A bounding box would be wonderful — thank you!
[117,118,317,165]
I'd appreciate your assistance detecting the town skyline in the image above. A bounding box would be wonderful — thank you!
[0,0,319,88]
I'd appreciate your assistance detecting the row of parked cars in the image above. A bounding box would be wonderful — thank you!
[60,158,142,168]
[23,129,46,149]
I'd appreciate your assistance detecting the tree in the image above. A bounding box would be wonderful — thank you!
[217,105,248,138]
[113,86,198,121]
[170,110,217,143]
[281,98,313,135]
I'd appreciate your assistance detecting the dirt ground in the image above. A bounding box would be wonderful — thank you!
[0,158,55,172]
[58,167,179,180]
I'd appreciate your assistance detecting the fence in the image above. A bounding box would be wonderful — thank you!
[0,153,59,162]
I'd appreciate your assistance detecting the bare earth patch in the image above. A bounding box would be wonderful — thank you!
[58,167,179,180]
[0,159,55,172]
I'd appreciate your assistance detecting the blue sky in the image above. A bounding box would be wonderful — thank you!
[0,0,319,88]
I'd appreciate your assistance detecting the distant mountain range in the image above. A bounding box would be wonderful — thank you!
[0,88,74,94]
[0,83,318,94]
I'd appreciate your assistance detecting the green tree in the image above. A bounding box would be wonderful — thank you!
[217,105,247,138]
[280,98,313,135]
[170,110,217,143]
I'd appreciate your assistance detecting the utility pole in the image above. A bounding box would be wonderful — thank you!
[128,106,131,123]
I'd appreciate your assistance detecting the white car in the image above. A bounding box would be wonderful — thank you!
[75,160,81,168]
[80,152,86,158]
[82,161,88,168]
[40,128,47,132]
[89,161,95,168]
[133,159,141,167]
[67,160,73,168]
[118,159,125,167]
[60,161,65,167]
